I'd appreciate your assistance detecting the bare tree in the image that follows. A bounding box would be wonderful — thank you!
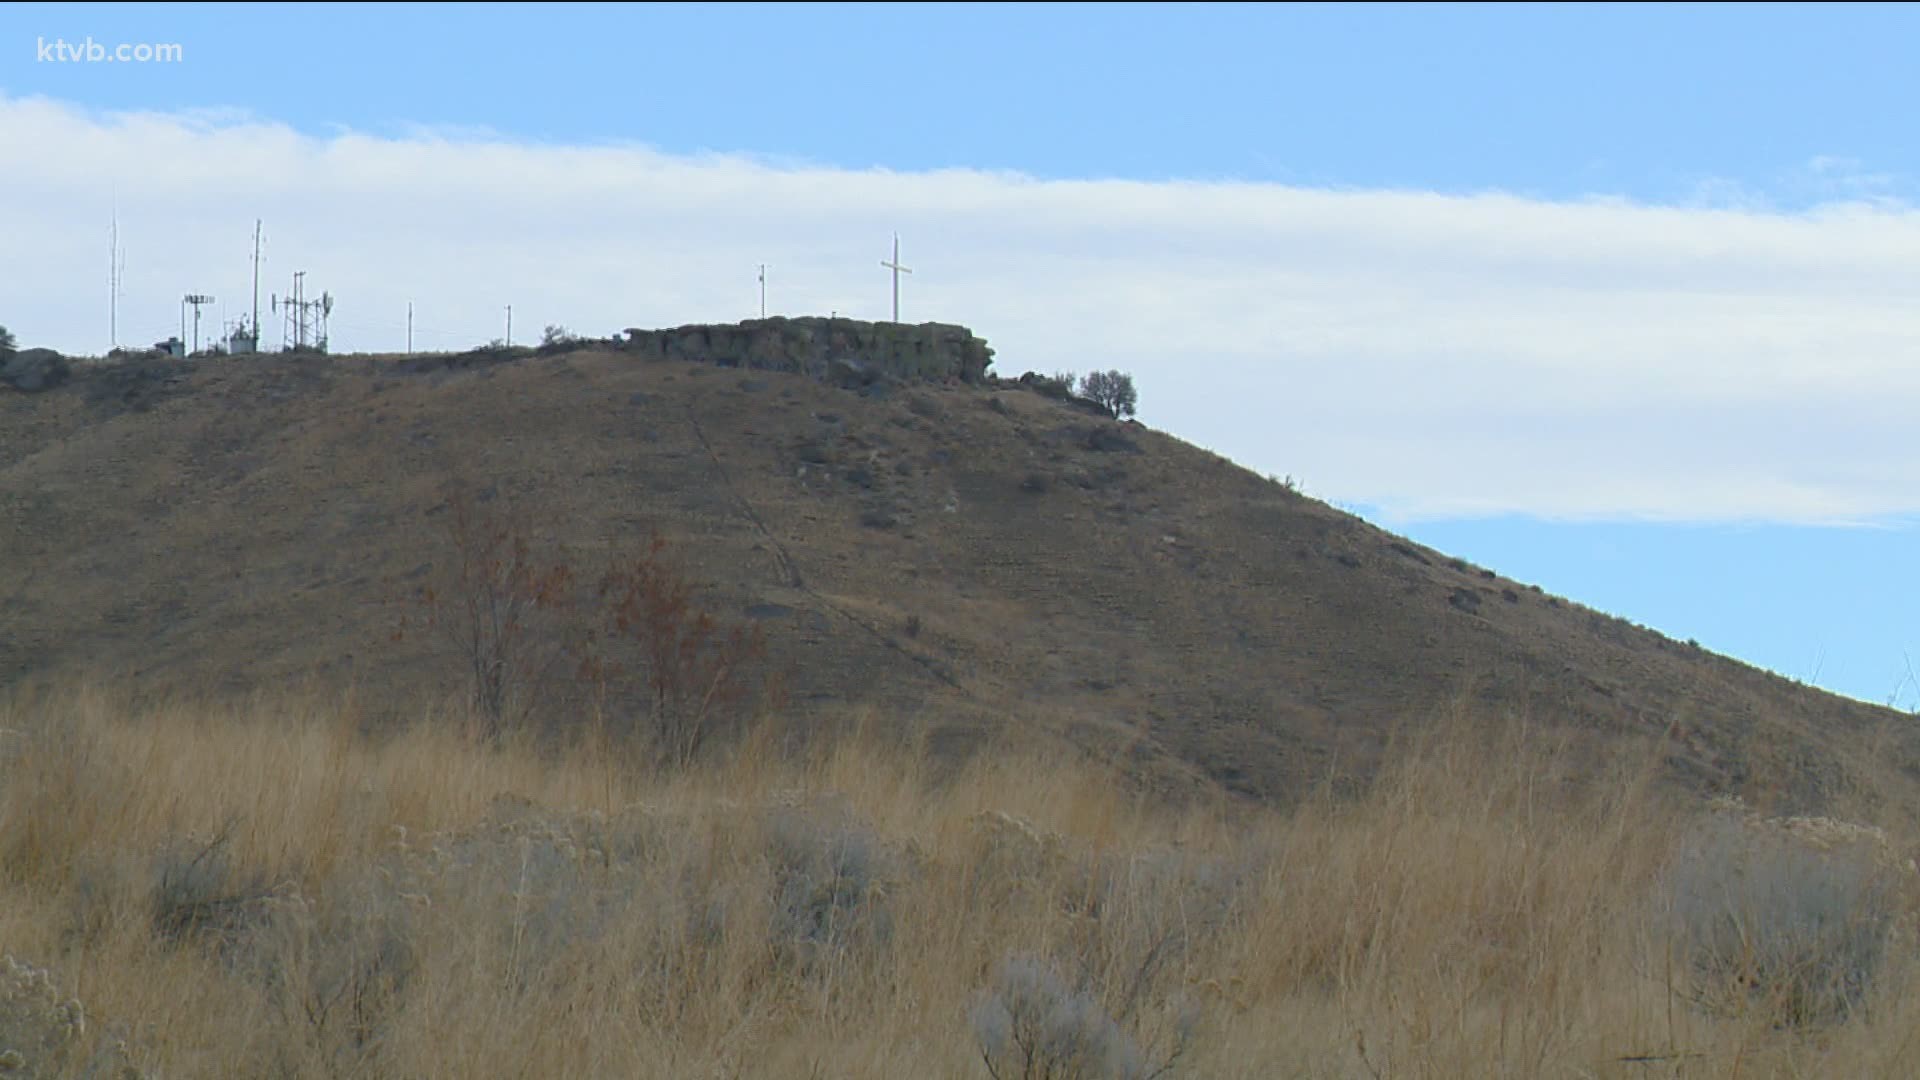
[584,535,767,768]
[409,484,577,741]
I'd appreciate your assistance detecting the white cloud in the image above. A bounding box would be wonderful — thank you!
[5,93,1920,525]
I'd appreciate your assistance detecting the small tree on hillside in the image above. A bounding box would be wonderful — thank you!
[1078,370,1138,420]
[583,535,767,768]
[0,325,16,356]
[401,480,770,762]
[407,483,578,741]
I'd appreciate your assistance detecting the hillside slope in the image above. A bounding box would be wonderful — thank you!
[1,346,1906,805]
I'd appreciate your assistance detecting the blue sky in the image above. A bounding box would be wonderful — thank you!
[5,3,1919,708]
[14,3,1920,199]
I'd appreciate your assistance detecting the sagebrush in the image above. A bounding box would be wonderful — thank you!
[4,691,1920,1076]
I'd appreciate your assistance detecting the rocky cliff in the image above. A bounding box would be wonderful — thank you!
[619,317,994,384]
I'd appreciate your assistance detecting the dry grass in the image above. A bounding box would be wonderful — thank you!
[2,688,1919,1078]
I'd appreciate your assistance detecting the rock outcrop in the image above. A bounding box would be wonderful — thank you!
[0,349,70,393]
[620,317,993,384]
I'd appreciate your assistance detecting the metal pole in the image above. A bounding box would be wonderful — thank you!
[407,301,413,355]
[250,220,262,343]
[292,272,306,349]
[506,305,512,348]
[108,211,117,351]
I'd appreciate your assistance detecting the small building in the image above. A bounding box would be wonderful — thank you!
[155,337,185,358]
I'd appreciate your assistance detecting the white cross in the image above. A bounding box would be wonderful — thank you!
[880,233,912,323]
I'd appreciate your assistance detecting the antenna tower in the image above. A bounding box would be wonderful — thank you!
[250,220,264,342]
[271,270,333,352]
[108,212,126,350]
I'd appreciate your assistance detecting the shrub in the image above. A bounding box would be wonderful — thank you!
[970,954,1146,1080]
[149,824,277,951]
[1021,372,1076,401]
[0,325,14,356]
[764,804,900,972]
[583,534,767,768]
[1078,371,1138,420]
[246,873,419,1074]
[538,324,578,352]
[1660,807,1908,1026]
[906,393,941,420]
[407,483,578,741]
[0,956,89,1076]
[0,955,143,1078]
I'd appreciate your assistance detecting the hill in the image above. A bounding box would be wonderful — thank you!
[1,330,1908,807]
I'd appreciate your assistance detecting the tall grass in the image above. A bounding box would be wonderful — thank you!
[1,687,1917,1077]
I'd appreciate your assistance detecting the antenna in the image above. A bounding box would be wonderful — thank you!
[288,271,304,349]
[758,263,768,319]
[276,271,332,352]
[108,210,124,352]
[250,220,264,343]
[183,294,215,354]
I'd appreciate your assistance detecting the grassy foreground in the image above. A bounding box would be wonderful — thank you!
[1,689,1918,1078]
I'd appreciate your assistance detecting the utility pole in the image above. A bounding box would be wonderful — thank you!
[758,263,768,319]
[880,233,912,323]
[407,300,413,355]
[505,305,512,347]
[183,294,215,354]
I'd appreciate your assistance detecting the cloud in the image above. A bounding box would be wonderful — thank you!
[5,93,1920,525]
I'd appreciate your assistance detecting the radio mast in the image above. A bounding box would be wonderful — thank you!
[250,220,264,341]
[108,208,125,351]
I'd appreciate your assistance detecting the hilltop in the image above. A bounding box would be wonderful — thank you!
[0,321,1908,807]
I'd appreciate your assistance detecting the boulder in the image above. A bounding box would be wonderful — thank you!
[0,348,70,393]
[828,355,886,390]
